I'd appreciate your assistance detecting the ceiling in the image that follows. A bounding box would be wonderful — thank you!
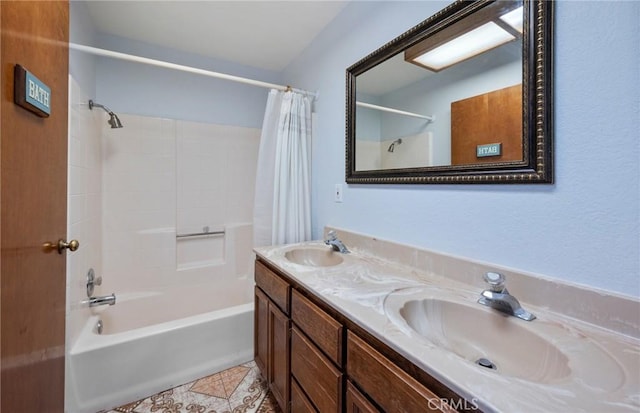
[84,1,350,72]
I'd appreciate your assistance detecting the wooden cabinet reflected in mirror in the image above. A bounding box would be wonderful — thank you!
[346,0,554,184]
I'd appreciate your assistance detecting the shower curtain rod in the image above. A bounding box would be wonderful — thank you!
[69,43,318,99]
[356,101,434,122]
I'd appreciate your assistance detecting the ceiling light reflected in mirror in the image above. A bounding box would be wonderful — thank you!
[406,4,524,72]
[411,22,515,71]
[500,6,524,33]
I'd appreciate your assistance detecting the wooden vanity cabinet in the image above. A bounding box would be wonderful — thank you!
[255,258,470,413]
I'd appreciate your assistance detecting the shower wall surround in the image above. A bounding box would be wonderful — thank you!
[356,132,434,170]
[176,122,259,269]
[66,77,104,348]
[67,92,260,351]
[102,114,260,294]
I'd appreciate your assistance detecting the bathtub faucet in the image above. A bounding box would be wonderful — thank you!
[89,293,116,307]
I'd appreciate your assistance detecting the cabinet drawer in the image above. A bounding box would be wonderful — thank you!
[346,381,381,413]
[292,289,343,365]
[291,378,318,413]
[255,260,290,314]
[347,331,456,413]
[291,326,342,413]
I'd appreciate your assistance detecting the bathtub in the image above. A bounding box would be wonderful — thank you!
[66,281,254,413]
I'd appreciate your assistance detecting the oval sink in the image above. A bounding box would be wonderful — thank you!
[385,290,626,390]
[397,298,571,383]
[284,248,344,267]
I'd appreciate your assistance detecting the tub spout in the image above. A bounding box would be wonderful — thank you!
[89,293,116,307]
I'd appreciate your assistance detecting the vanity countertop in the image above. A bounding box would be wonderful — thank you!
[254,233,640,413]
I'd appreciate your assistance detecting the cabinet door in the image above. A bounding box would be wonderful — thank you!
[254,287,269,376]
[346,381,380,413]
[269,302,290,413]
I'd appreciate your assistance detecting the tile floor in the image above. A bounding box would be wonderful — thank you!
[104,360,281,413]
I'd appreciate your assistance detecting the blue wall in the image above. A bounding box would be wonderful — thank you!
[69,1,97,96]
[284,1,640,297]
[94,34,283,128]
[70,2,280,128]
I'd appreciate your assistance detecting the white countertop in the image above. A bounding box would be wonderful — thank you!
[255,238,640,413]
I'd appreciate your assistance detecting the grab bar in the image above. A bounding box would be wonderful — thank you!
[176,226,225,239]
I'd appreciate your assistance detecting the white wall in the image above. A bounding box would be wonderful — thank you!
[283,1,640,297]
[68,7,101,407]
[66,77,103,348]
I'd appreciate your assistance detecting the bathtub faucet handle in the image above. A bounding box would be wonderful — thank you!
[86,268,103,297]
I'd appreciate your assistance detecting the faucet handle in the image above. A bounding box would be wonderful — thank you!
[86,268,103,297]
[326,230,337,240]
[483,272,506,292]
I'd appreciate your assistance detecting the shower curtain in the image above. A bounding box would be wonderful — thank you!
[254,89,312,247]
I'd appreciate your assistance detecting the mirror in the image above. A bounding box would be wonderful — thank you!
[346,0,553,184]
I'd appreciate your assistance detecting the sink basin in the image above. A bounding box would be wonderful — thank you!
[385,289,626,389]
[391,297,571,383]
[284,247,344,267]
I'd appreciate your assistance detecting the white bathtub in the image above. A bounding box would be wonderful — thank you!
[66,281,254,413]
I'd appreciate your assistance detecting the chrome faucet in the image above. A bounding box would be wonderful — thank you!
[324,230,350,254]
[478,272,535,321]
[89,293,116,307]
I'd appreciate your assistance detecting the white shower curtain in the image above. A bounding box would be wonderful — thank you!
[253,89,312,247]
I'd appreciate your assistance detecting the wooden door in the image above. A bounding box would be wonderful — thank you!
[1,2,69,412]
[451,84,522,165]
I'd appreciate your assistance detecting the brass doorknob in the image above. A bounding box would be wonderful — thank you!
[56,239,79,254]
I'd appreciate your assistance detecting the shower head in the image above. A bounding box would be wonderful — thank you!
[387,138,402,153]
[107,112,123,128]
[88,99,123,128]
